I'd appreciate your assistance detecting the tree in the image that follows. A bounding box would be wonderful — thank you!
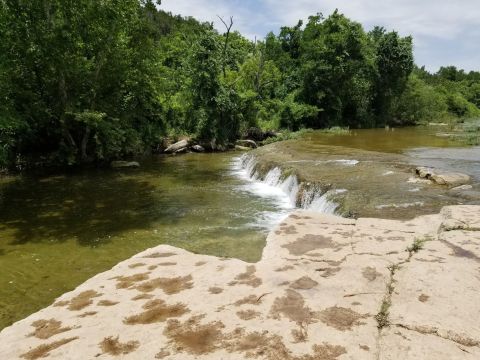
[392,75,448,124]
[372,29,414,126]
[1,0,163,166]
[299,11,374,128]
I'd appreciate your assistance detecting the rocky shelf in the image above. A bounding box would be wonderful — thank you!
[1,205,479,359]
[245,140,480,220]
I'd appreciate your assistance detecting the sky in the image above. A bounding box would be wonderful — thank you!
[160,0,480,72]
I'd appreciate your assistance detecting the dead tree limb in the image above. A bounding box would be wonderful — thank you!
[217,15,233,77]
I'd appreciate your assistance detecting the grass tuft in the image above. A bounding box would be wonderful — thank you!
[406,238,426,256]
[375,299,391,329]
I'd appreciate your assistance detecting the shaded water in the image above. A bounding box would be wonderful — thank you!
[0,153,291,329]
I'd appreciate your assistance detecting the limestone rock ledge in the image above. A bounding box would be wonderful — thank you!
[1,206,479,360]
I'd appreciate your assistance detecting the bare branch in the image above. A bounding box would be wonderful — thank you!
[217,15,234,33]
[217,16,234,77]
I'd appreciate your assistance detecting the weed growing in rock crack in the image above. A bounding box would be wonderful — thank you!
[375,299,391,329]
[376,264,399,329]
[387,264,399,276]
[377,239,430,330]
[406,238,427,256]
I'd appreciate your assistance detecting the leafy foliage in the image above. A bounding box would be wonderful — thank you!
[0,2,478,170]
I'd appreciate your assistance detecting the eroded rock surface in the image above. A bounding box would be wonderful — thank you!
[416,166,471,187]
[1,206,479,359]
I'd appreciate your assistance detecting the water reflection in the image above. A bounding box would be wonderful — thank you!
[0,175,158,246]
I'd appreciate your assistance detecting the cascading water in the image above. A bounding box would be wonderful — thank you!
[233,154,341,215]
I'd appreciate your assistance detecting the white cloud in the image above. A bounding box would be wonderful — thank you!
[264,0,480,39]
[160,0,480,71]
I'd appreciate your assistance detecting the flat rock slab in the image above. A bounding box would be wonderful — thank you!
[1,206,479,359]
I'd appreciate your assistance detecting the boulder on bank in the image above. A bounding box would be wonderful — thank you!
[165,139,189,154]
[244,127,278,142]
[191,145,205,153]
[174,147,189,154]
[415,167,471,187]
[236,139,257,149]
[110,161,140,169]
[200,139,228,152]
[235,145,251,151]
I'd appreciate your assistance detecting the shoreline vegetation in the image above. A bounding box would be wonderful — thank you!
[1,1,479,173]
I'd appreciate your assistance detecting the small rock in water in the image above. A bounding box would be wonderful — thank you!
[111,161,140,169]
[191,145,205,153]
[431,173,471,187]
[415,166,471,187]
[450,185,473,192]
[408,177,432,184]
[416,167,435,179]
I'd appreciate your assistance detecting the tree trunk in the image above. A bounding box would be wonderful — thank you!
[80,125,90,162]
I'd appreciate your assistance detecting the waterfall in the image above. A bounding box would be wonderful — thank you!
[308,189,346,213]
[235,154,340,215]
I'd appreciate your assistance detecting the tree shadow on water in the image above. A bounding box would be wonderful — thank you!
[0,172,161,247]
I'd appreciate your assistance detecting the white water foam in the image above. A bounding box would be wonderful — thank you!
[309,189,347,213]
[375,202,424,210]
[287,159,359,166]
[325,159,359,166]
[231,155,341,220]
[230,156,296,211]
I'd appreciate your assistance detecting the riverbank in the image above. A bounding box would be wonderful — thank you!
[1,205,479,359]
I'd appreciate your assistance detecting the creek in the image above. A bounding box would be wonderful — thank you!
[1,126,478,330]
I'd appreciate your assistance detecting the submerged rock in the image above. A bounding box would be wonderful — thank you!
[450,185,473,192]
[453,190,480,201]
[165,139,189,154]
[110,161,140,169]
[235,145,251,151]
